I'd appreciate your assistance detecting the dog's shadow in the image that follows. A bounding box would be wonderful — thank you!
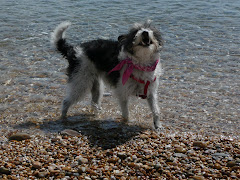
[13,114,146,149]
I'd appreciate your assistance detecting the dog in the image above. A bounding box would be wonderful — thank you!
[51,20,163,129]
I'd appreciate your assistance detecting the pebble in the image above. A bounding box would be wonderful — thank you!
[113,170,123,176]
[117,152,128,159]
[174,147,187,153]
[61,129,81,136]
[211,153,229,157]
[193,141,207,148]
[35,171,48,178]
[78,166,87,174]
[192,175,205,180]
[107,157,118,163]
[227,161,236,167]
[32,161,42,169]
[173,153,187,158]
[214,163,222,170]
[8,133,31,141]
[78,157,89,164]
[0,167,11,175]
[139,134,148,139]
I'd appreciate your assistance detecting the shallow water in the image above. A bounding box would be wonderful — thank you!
[0,0,239,137]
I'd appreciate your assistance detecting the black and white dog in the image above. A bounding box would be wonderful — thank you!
[51,20,163,129]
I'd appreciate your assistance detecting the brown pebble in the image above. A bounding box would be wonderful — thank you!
[36,171,48,178]
[87,169,97,175]
[113,170,123,176]
[193,175,205,180]
[227,161,236,167]
[142,165,151,170]
[139,134,148,139]
[51,137,61,143]
[62,166,71,171]
[32,161,42,169]
[214,163,222,170]
[193,141,207,148]
[174,147,187,153]
[117,152,128,159]
[9,133,31,141]
[0,167,11,175]
[78,157,89,164]
[128,162,142,169]
[107,157,118,163]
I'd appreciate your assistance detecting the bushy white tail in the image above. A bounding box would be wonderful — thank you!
[51,21,71,47]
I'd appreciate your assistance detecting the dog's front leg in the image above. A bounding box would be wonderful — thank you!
[147,93,163,129]
[119,99,129,121]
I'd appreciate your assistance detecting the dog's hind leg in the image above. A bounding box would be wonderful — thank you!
[61,98,73,119]
[147,93,162,129]
[91,78,103,113]
[61,77,92,118]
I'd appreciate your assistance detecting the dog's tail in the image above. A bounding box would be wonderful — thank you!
[51,22,79,76]
[51,21,72,51]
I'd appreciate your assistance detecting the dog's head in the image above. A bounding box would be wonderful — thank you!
[118,20,163,64]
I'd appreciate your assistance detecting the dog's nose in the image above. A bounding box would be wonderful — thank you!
[142,31,150,45]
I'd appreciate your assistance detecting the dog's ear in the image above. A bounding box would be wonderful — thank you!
[118,35,126,43]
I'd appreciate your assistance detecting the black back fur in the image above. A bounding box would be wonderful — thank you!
[57,38,121,86]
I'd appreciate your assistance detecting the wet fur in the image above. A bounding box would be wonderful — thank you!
[51,21,164,129]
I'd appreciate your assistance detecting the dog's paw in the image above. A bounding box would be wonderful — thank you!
[154,118,164,130]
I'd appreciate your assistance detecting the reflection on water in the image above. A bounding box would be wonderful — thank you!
[0,0,239,137]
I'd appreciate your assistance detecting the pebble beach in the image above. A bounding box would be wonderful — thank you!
[1,0,240,179]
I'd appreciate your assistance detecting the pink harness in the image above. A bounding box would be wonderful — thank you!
[108,58,159,99]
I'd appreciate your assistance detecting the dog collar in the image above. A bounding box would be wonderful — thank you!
[108,58,159,99]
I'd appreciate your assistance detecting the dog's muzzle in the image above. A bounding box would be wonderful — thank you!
[141,31,152,46]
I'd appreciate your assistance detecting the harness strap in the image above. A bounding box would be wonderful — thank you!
[130,75,156,99]
[108,58,159,99]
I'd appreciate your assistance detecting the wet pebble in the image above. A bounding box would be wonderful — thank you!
[8,133,31,141]
[61,129,81,136]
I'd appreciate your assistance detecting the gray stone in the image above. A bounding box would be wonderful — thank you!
[211,153,230,157]
[173,153,188,158]
[61,129,80,136]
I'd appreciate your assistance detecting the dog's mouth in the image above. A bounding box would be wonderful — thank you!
[138,31,153,47]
